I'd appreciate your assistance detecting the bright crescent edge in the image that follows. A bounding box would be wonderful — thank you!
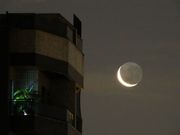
[117,67,138,87]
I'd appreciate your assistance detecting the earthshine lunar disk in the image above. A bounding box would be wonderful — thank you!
[117,62,143,87]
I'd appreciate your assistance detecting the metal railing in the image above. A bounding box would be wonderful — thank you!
[10,100,37,116]
[10,100,76,127]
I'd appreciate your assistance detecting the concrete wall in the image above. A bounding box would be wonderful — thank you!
[35,30,69,62]
[38,71,76,115]
[10,29,84,77]
[10,29,36,53]
[38,71,51,104]
[68,41,84,76]
[35,30,84,76]
[50,77,75,113]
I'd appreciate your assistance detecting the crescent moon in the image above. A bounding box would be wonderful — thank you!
[117,67,138,87]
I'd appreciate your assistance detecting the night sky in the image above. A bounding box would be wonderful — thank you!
[1,0,180,134]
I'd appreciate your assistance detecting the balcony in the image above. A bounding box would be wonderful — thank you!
[10,100,82,134]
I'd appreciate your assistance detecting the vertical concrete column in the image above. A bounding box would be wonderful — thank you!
[0,26,9,134]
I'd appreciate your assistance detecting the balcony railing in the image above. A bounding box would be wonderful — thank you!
[10,100,76,127]
[10,100,37,116]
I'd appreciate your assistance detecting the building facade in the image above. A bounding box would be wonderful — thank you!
[0,13,83,135]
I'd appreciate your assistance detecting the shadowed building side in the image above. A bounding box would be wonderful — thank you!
[0,13,83,135]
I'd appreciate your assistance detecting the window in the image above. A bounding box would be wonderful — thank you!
[10,68,38,116]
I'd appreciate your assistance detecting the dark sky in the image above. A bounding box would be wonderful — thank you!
[1,0,180,135]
